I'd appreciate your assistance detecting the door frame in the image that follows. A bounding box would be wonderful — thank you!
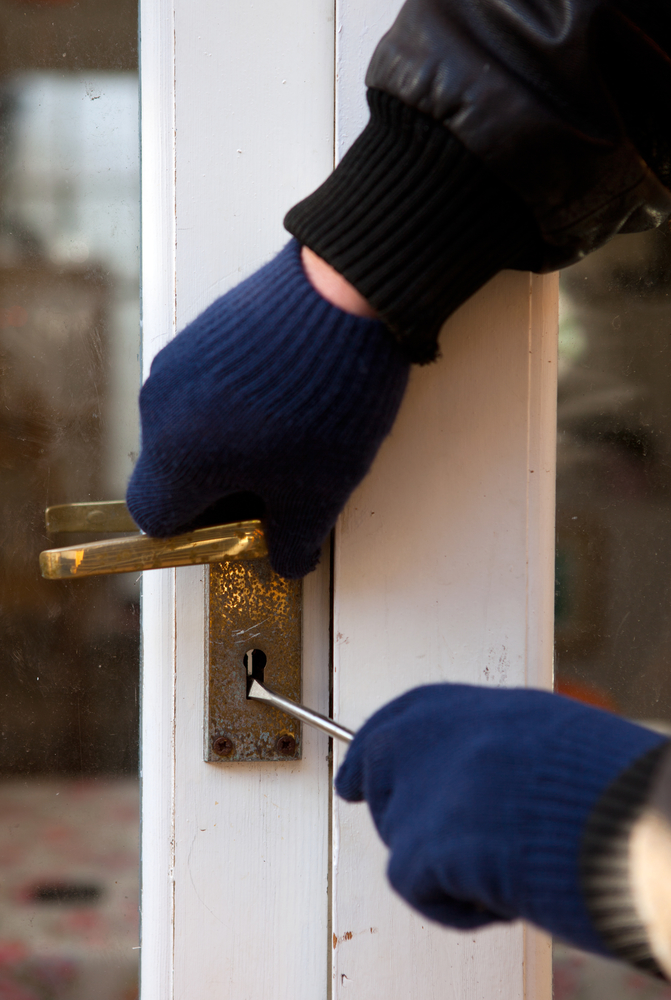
[138,0,558,995]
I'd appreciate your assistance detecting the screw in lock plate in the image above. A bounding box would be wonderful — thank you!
[213,736,235,757]
[275,734,296,756]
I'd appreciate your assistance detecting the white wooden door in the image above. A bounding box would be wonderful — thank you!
[139,0,558,997]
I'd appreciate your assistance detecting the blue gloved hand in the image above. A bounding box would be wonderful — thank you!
[126,240,409,578]
[335,684,667,954]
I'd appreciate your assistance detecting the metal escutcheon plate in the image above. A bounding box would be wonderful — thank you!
[205,557,302,762]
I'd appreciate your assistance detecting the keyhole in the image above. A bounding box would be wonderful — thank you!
[244,648,267,684]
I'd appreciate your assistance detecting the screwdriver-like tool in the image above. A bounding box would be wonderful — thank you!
[247,678,354,745]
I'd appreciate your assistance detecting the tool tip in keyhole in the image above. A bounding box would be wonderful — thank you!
[246,678,265,700]
[244,648,266,697]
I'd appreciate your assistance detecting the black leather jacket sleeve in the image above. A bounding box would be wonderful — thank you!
[286,0,671,362]
[366,0,671,270]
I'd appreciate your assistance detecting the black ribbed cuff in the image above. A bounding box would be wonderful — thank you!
[581,741,670,978]
[284,90,543,364]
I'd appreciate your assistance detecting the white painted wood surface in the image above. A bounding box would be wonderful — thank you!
[139,0,176,995]
[169,4,335,992]
[171,558,331,999]
[331,272,558,998]
[335,0,402,158]
[140,0,335,997]
[331,6,557,993]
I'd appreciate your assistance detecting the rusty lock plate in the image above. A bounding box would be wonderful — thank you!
[205,557,302,762]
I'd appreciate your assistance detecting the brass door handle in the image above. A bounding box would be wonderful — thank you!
[45,501,139,534]
[40,502,266,579]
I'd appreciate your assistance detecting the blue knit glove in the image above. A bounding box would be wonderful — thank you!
[126,240,409,578]
[335,684,667,953]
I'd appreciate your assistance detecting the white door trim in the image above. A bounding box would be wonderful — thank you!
[140,0,336,996]
[331,271,557,999]
[139,0,558,994]
[139,0,177,995]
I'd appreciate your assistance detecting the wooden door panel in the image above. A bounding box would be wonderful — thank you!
[140,0,335,997]
[332,273,558,998]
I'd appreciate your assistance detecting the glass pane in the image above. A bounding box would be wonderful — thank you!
[554,228,671,998]
[0,2,140,998]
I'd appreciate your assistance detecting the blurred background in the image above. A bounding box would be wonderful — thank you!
[554,227,671,998]
[0,1,140,998]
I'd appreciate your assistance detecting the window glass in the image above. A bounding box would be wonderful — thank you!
[554,227,671,999]
[0,2,140,998]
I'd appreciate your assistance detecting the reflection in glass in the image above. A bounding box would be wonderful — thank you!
[0,2,140,998]
[554,229,671,998]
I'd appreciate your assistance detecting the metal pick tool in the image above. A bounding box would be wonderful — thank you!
[247,678,354,745]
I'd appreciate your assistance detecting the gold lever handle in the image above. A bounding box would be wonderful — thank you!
[40,504,267,580]
[46,501,139,534]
